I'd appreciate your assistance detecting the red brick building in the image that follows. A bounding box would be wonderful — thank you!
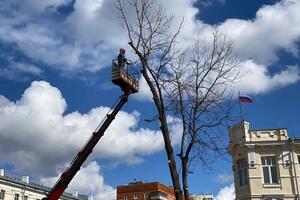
[117,181,175,200]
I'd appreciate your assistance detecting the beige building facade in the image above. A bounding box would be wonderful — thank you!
[228,121,300,200]
[189,194,214,200]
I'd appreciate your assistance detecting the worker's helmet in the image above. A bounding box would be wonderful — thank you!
[120,48,126,53]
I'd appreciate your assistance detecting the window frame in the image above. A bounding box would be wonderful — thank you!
[14,193,19,200]
[133,194,138,199]
[236,158,248,187]
[0,190,5,200]
[261,155,279,184]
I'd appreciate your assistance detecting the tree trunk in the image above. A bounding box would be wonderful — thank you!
[160,115,183,200]
[129,42,183,200]
[182,157,189,200]
[141,69,183,200]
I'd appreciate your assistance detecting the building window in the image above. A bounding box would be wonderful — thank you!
[134,194,138,199]
[24,196,28,200]
[143,193,147,199]
[261,156,278,184]
[237,158,248,186]
[263,197,283,200]
[124,195,128,200]
[14,193,19,200]
[0,190,5,200]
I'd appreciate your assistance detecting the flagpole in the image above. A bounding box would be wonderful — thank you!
[238,91,243,122]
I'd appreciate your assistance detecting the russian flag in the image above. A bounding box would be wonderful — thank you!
[239,95,254,103]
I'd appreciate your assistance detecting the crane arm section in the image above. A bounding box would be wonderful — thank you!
[43,92,130,200]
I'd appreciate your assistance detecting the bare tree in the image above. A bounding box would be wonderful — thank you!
[116,0,240,199]
[165,30,239,199]
[116,0,184,199]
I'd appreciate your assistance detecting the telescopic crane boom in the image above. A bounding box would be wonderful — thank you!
[43,60,139,200]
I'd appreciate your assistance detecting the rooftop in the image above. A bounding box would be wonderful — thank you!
[117,181,175,196]
[0,169,88,200]
[228,121,290,145]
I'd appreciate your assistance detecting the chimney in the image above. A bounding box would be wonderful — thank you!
[0,169,4,176]
[21,176,30,184]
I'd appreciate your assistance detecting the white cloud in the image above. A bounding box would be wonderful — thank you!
[183,0,300,94]
[0,62,43,81]
[211,0,300,65]
[0,95,11,107]
[13,63,43,75]
[235,60,300,94]
[41,161,115,200]
[184,0,300,65]
[0,14,83,71]
[0,81,167,176]
[133,77,152,101]
[0,0,300,93]
[215,173,233,184]
[179,0,300,96]
[20,0,72,13]
[118,0,300,98]
[215,183,235,200]
[67,0,125,46]
[0,0,198,74]
[0,0,118,73]
[196,0,226,8]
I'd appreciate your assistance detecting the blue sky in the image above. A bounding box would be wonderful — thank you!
[0,0,300,199]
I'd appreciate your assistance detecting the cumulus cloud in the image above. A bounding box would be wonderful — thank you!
[0,0,118,73]
[0,0,198,74]
[189,0,300,95]
[196,0,300,65]
[235,60,300,94]
[119,0,300,98]
[0,14,82,71]
[215,183,235,200]
[0,81,169,176]
[180,0,300,96]
[0,0,300,93]
[41,161,115,200]
[67,0,126,46]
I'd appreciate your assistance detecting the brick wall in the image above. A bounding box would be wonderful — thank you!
[117,182,175,200]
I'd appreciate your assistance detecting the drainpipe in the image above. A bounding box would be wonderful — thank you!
[290,138,299,199]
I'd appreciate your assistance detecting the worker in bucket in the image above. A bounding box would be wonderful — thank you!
[118,48,131,68]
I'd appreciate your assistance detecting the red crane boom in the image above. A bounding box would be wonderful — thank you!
[43,60,139,200]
